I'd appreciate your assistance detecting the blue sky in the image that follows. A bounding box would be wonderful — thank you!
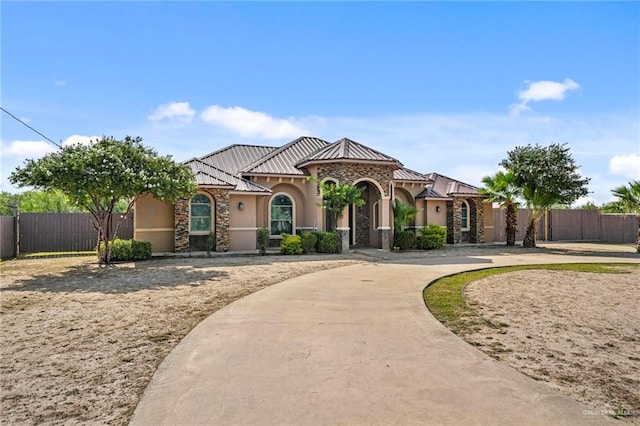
[2,1,639,205]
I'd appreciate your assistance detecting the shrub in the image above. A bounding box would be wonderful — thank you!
[300,232,317,254]
[315,231,339,253]
[257,226,269,255]
[280,233,303,255]
[417,224,447,250]
[394,229,415,250]
[98,238,152,261]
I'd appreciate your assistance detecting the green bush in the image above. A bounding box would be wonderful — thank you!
[417,224,447,250]
[280,233,303,255]
[300,232,317,254]
[257,226,269,255]
[315,231,339,253]
[98,238,152,261]
[394,229,416,250]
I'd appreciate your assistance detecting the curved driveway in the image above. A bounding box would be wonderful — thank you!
[132,249,637,425]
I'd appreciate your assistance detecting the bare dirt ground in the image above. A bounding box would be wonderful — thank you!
[0,255,364,425]
[0,242,637,425]
[464,267,640,423]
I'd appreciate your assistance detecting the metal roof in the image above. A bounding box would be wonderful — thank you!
[393,167,433,182]
[297,138,403,167]
[416,173,481,199]
[184,159,271,192]
[242,136,330,175]
[199,144,277,175]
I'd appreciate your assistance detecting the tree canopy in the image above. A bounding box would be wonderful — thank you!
[500,143,590,247]
[10,136,196,262]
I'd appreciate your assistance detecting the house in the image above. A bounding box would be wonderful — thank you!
[134,137,494,252]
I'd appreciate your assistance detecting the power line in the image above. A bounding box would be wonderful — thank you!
[0,106,62,148]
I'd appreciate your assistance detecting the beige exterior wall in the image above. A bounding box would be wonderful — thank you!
[483,201,495,243]
[134,195,175,252]
[229,194,260,251]
[422,200,448,227]
[250,176,319,236]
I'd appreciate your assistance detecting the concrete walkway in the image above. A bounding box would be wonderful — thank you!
[131,250,638,425]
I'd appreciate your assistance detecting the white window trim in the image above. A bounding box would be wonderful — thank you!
[461,199,470,232]
[269,192,296,238]
[190,192,214,235]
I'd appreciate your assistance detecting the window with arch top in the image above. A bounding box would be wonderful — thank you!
[190,194,212,233]
[461,200,470,231]
[270,193,294,236]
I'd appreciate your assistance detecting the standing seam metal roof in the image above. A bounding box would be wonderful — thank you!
[416,173,480,198]
[199,144,277,175]
[393,167,433,182]
[184,159,271,192]
[242,136,330,175]
[297,138,402,166]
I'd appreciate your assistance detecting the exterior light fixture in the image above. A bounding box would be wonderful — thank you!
[238,202,245,211]
[435,206,441,213]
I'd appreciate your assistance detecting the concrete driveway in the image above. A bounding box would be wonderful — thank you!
[131,248,637,425]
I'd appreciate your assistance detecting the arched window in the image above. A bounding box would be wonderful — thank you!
[461,200,470,231]
[372,201,379,230]
[270,194,294,236]
[190,194,212,233]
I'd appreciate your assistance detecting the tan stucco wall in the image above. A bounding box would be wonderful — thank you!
[134,195,175,252]
[483,201,495,243]
[229,194,260,251]
[422,200,448,227]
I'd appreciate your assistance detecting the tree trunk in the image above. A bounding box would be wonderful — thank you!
[505,203,517,246]
[522,218,537,247]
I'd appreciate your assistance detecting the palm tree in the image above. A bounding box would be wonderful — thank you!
[480,171,521,246]
[611,180,640,252]
[392,199,419,247]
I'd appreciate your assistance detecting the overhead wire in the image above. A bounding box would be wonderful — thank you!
[0,106,63,148]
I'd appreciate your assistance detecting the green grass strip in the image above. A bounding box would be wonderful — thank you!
[423,263,638,335]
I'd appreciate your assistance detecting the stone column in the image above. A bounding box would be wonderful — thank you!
[174,197,190,252]
[336,213,350,253]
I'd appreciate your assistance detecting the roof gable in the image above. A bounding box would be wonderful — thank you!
[297,137,402,168]
[242,136,330,176]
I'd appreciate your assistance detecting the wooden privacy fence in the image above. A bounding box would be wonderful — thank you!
[0,213,133,259]
[492,209,637,243]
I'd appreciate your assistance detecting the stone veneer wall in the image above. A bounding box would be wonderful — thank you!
[317,163,393,197]
[174,188,231,252]
[446,197,485,244]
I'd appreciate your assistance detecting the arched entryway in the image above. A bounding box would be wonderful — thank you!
[348,180,383,248]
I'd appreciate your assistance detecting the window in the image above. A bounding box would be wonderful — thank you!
[372,201,379,229]
[190,194,212,233]
[270,194,293,236]
[461,200,470,231]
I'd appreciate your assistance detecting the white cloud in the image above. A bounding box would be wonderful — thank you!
[2,140,57,158]
[609,153,640,179]
[54,79,67,87]
[510,78,580,115]
[148,102,195,123]
[200,105,307,139]
[62,135,100,147]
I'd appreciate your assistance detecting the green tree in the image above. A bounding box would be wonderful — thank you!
[10,136,197,263]
[0,192,19,215]
[500,143,590,247]
[480,171,521,246]
[310,178,365,232]
[611,180,640,252]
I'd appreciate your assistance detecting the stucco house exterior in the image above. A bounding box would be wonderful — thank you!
[134,136,494,253]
